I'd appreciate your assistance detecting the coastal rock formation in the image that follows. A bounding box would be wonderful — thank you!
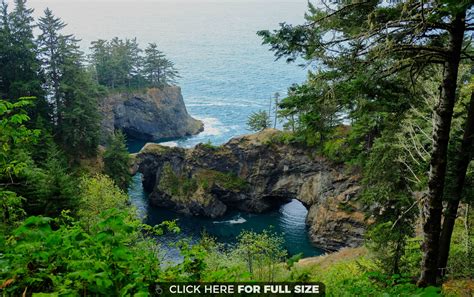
[99,87,203,143]
[134,129,368,251]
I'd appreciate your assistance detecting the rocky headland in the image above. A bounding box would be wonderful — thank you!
[134,129,368,251]
[99,86,203,143]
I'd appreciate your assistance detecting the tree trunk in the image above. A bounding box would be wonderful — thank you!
[417,11,466,287]
[274,97,278,129]
[437,90,474,277]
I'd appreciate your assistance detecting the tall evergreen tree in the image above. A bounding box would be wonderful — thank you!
[37,8,69,126]
[143,43,178,87]
[90,37,144,89]
[89,39,111,86]
[22,143,78,217]
[438,87,474,275]
[0,0,47,121]
[3,0,42,98]
[258,0,473,286]
[126,38,143,88]
[59,40,100,159]
[0,1,12,98]
[37,8,100,159]
[103,131,131,191]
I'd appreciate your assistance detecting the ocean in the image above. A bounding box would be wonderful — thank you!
[30,0,323,257]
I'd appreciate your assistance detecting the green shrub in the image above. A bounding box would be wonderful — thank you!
[305,255,440,297]
[195,169,248,192]
[247,110,271,132]
[158,163,198,199]
[77,174,129,229]
[233,230,287,282]
[0,210,165,295]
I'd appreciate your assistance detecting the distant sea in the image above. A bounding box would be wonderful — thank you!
[30,0,309,146]
[30,0,323,257]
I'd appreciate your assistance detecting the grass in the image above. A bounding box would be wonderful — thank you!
[140,143,176,155]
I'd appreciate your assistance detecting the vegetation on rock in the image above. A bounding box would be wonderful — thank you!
[247,110,271,132]
[0,0,472,295]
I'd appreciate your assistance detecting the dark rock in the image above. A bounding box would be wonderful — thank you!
[135,129,368,251]
[99,87,203,143]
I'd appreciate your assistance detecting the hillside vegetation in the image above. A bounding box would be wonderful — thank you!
[0,0,473,296]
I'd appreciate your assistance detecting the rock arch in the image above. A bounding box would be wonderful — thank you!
[135,129,367,251]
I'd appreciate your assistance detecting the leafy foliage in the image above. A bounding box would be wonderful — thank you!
[1,0,473,295]
[0,210,164,295]
[0,97,39,227]
[246,110,271,132]
[258,0,473,286]
[234,230,287,282]
[77,174,129,229]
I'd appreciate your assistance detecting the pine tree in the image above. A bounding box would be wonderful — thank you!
[103,131,132,191]
[0,0,47,121]
[23,144,78,217]
[258,1,473,286]
[0,1,12,99]
[90,37,145,89]
[89,39,111,86]
[37,8,69,126]
[126,38,143,88]
[247,110,271,132]
[59,48,100,159]
[37,9,100,159]
[5,0,42,98]
[143,43,178,87]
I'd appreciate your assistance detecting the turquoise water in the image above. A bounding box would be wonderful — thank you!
[30,0,322,257]
[129,174,322,258]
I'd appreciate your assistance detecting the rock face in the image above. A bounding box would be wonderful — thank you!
[99,87,203,143]
[135,129,368,251]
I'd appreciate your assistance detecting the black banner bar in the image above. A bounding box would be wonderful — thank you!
[153,282,325,296]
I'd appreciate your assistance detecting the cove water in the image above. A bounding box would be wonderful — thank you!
[31,0,323,257]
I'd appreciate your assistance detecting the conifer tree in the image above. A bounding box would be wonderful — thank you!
[37,9,100,159]
[103,131,132,191]
[5,0,42,98]
[258,1,473,286]
[89,39,111,86]
[37,8,69,126]
[0,0,47,120]
[143,43,178,87]
[59,62,101,159]
[90,37,144,89]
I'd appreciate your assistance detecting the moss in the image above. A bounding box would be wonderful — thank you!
[268,130,298,145]
[157,165,247,207]
[158,163,198,201]
[140,143,174,155]
[195,169,248,191]
[337,202,357,213]
[201,140,218,150]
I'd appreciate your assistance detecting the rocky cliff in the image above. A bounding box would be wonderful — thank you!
[99,87,203,143]
[134,129,368,251]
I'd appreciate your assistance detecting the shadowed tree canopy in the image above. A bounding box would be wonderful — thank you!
[89,38,178,89]
[258,0,473,286]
